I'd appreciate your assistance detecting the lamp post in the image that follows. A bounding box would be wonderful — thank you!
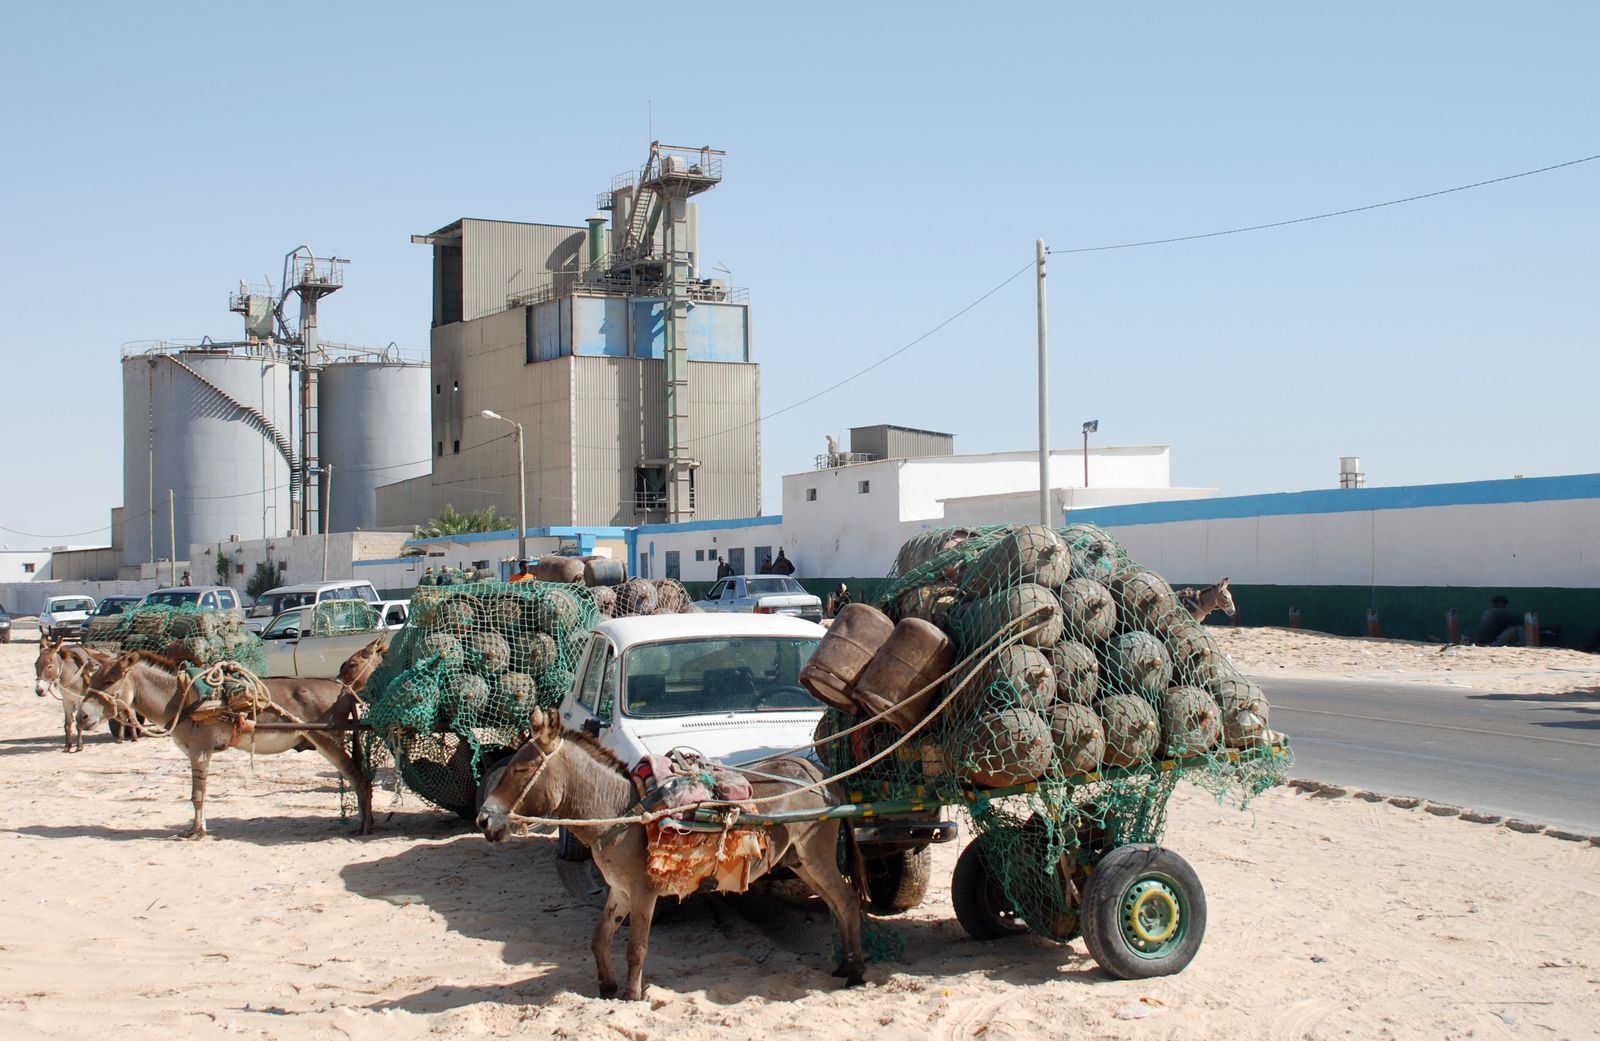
[481,410,527,566]
[1082,419,1098,488]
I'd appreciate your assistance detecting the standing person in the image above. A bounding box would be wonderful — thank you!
[508,560,535,584]
[1474,594,1522,646]
[180,571,192,587]
[758,555,773,574]
[716,555,733,579]
[826,582,851,618]
[771,548,795,575]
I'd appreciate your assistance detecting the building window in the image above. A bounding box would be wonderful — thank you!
[22,562,36,574]
[665,551,681,580]
[858,480,871,494]
[638,553,650,580]
[472,560,489,570]
[436,441,443,457]
[453,380,459,392]
[235,562,245,575]
[453,439,460,454]
[805,488,817,502]
[435,383,441,395]
[694,549,704,562]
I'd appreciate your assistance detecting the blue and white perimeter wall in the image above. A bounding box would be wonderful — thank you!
[1066,474,1600,641]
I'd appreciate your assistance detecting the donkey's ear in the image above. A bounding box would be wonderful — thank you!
[1221,576,1229,584]
[533,707,562,751]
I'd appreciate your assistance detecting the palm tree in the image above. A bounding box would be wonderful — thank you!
[415,504,508,539]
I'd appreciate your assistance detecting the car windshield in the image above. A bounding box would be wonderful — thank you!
[95,599,134,616]
[51,598,94,612]
[142,591,201,607]
[746,577,805,595]
[622,637,821,718]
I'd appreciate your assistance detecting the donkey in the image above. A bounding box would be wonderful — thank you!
[1177,577,1236,622]
[76,650,375,839]
[477,709,865,1000]
[34,639,123,751]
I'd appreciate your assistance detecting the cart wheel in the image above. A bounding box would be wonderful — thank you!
[1080,844,1206,979]
[951,839,1029,940]
[865,847,933,915]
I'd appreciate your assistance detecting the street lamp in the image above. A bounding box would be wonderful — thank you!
[1082,420,1099,488]
[481,410,527,566]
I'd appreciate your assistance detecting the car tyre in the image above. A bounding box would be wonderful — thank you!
[864,846,933,915]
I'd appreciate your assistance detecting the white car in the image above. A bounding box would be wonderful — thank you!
[39,595,96,641]
[259,605,390,679]
[246,580,382,633]
[547,612,953,912]
[693,575,823,624]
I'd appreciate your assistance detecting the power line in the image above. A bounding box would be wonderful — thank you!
[1048,152,1600,256]
[688,257,1039,446]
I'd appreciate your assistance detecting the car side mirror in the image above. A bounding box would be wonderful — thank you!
[581,718,602,737]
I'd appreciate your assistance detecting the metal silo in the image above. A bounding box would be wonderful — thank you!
[318,356,431,532]
[121,343,296,567]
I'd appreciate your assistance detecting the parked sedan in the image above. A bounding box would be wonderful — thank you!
[692,575,823,624]
[0,601,11,644]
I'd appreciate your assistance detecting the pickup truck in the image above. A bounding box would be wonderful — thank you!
[546,612,954,914]
[39,595,97,641]
[693,575,823,624]
[259,605,389,679]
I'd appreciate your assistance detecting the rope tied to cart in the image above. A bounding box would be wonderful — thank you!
[498,608,1055,831]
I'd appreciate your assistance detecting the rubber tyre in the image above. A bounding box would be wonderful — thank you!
[864,846,933,915]
[1080,844,1206,979]
[556,825,592,863]
[950,838,1029,941]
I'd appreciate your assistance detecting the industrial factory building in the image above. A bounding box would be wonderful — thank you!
[116,247,430,572]
[376,142,761,531]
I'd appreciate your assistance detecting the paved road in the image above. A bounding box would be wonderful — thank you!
[1249,674,1600,835]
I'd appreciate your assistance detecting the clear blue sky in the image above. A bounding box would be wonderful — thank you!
[3,3,1596,548]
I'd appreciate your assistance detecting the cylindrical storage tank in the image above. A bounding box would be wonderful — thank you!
[319,359,431,532]
[122,346,294,567]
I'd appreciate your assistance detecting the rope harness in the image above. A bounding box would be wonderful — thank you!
[495,607,1053,832]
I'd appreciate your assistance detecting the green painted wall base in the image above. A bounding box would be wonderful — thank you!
[686,577,1598,648]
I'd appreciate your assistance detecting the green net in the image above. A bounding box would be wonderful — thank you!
[309,598,380,637]
[360,580,602,817]
[817,523,1290,942]
[83,602,267,676]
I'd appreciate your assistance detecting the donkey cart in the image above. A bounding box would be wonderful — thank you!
[682,741,1290,980]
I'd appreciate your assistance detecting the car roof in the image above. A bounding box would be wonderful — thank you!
[47,595,94,603]
[261,581,377,595]
[593,612,825,652]
[104,595,143,602]
[146,586,234,595]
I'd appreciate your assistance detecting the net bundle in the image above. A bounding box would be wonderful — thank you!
[361,579,601,817]
[84,602,267,676]
[815,523,1289,941]
[309,598,380,637]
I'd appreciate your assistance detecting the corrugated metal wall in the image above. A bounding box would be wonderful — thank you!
[460,220,586,322]
[850,424,955,461]
[570,357,759,525]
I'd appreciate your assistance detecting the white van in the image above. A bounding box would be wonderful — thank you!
[246,580,381,633]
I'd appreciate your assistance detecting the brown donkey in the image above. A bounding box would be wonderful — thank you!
[34,639,123,751]
[477,709,865,1000]
[76,651,374,838]
[1177,577,1237,622]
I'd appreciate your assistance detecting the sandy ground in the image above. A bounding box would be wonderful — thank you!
[1214,626,1600,696]
[2,635,1597,1040]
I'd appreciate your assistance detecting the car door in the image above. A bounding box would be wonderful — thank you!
[561,636,616,738]
[260,609,306,677]
[700,579,727,612]
[723,578,747,611]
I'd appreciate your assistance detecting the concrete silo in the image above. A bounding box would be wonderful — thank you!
[318,356,431,532]
[121,343,296,567]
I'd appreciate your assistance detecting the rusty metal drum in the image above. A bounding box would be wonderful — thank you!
[853,617,957,733]
[799,603,896,712]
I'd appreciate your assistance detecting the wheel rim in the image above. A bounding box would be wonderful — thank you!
[1117,873,1187,957]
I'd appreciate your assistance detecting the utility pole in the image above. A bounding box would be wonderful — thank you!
[168,489,176,587]
[1036,238,1051,526]
[482,411,527,566]
[321,465,333,580]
